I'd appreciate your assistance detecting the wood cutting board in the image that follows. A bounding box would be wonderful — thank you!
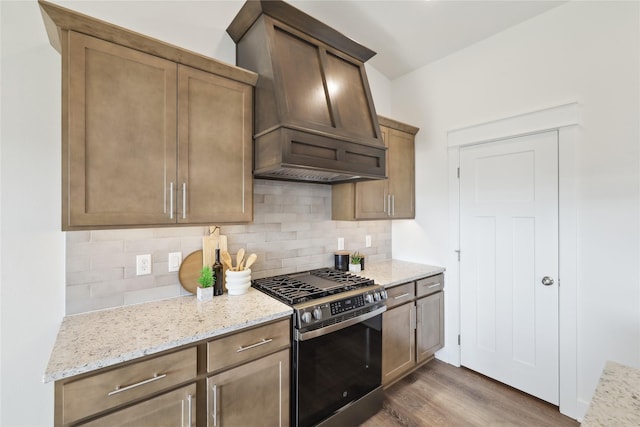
[179,250,202,294]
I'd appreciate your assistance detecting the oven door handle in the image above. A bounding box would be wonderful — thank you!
[295,305,386,341]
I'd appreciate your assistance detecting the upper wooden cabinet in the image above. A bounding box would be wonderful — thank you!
[39,1,257,230]
[177,65,253,225]
[332,116,418,220]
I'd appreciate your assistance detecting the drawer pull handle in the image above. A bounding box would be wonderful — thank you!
[393,293,410,300]
[237,338,273,352]
[211,384,218,427]
[186,394,193,427]
[107,373,167,396]
[427,283,441,289]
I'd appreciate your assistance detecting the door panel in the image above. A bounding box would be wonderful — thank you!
[67,31,177,228]
[460,131,559,405]
[177,65,253,223]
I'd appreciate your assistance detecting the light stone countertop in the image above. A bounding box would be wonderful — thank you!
[581,361,640,426]
[43,289,292,383]
[359,259,445,287]
[44,259,444,384]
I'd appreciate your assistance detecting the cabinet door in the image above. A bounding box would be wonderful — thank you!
[416,291,445,363]
[207,349,289,427]
[66,31,177,229]
[382,302,416,386]
[388,128,415,219]
[80,383,196,427]
[355,126,389,219]
[177,65,253,223]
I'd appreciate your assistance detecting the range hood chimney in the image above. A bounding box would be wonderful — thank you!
[227,0,386,184]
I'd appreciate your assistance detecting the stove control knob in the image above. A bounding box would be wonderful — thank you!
[365,294,374,304]
[374,292,381,301]
[301,312,312,324]
[380,290,388,300]
[313,308,323,320]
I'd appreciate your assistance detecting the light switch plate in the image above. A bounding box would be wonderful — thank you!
[337,237,344,250]
[168,252,182,272]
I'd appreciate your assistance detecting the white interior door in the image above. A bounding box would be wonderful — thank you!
[459,131,559,405]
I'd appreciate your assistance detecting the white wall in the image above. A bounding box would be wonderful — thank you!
[1,2,65,425]
[0,2,391,425]
[391,0,640,419]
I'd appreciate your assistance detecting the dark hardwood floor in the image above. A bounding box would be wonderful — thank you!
[362,360,579,427]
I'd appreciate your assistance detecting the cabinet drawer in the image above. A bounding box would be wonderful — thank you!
[207,319,290,373]
[61,347,197,425]
[416,274,444,297]
[80,383,196,427]
[385,282,415,309]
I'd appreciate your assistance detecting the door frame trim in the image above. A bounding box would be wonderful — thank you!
[445,102,580,419]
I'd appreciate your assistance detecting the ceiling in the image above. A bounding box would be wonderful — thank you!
[290,1,568,79]
[54,0,568,80]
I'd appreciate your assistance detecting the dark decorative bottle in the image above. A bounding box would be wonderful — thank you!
[213,248,223,296]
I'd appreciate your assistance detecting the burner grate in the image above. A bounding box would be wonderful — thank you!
[310,268,374,286]
[252,268,374,305]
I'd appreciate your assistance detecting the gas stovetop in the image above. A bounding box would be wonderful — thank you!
[253,268,387,330]
[252,268,375,305]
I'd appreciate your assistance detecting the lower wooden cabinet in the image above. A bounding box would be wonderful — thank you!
[56,347,197,426]
[53,319,291,427]
[382,274,444,387]
[382,301,415,384]
[206,349,290,427]
[416,291,445,364]
[80,384,196,427]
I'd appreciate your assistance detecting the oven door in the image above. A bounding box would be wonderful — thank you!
[293,306,384,427]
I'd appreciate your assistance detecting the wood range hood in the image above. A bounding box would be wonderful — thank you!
[227,0,387,184]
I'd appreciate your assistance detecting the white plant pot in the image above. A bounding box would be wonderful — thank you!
[197,286,214,301]
[225,269,251,295]
[349,263,361,273]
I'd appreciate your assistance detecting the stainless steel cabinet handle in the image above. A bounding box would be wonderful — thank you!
[392,194,395,216]
[237,338,273,352]
[383,194,387,214]
[411,306,416,330]
[211,384,218,427]
[182,183,186,219]
[169,182,174,219]
[541,276,555,286]
[428,283,441,289]
[107,373,167,396]
[393,292,410,300]
[186,394,192,427]
[387,195,392,217]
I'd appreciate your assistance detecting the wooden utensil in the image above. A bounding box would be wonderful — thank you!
[243,253,257,270]
[220,250,234,271]
[236,248,246,271]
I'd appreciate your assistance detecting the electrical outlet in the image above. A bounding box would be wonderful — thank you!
[136,254,151,276]
[168,252,182,272]
[337,237,345,250]
[365,235,372,248]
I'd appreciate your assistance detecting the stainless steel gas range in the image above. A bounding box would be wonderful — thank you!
[253,268,388,427]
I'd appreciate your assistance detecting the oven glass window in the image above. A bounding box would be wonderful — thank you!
[295,315,382,427]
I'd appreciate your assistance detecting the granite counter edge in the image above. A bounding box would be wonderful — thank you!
[43,308,292,383]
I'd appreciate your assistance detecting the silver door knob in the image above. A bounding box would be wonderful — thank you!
[541,276,555,286]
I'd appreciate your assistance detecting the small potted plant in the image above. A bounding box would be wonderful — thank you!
[197,266,215,301]
[349,252,363,273]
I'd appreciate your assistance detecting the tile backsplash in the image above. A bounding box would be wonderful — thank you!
[65,180,392,314]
